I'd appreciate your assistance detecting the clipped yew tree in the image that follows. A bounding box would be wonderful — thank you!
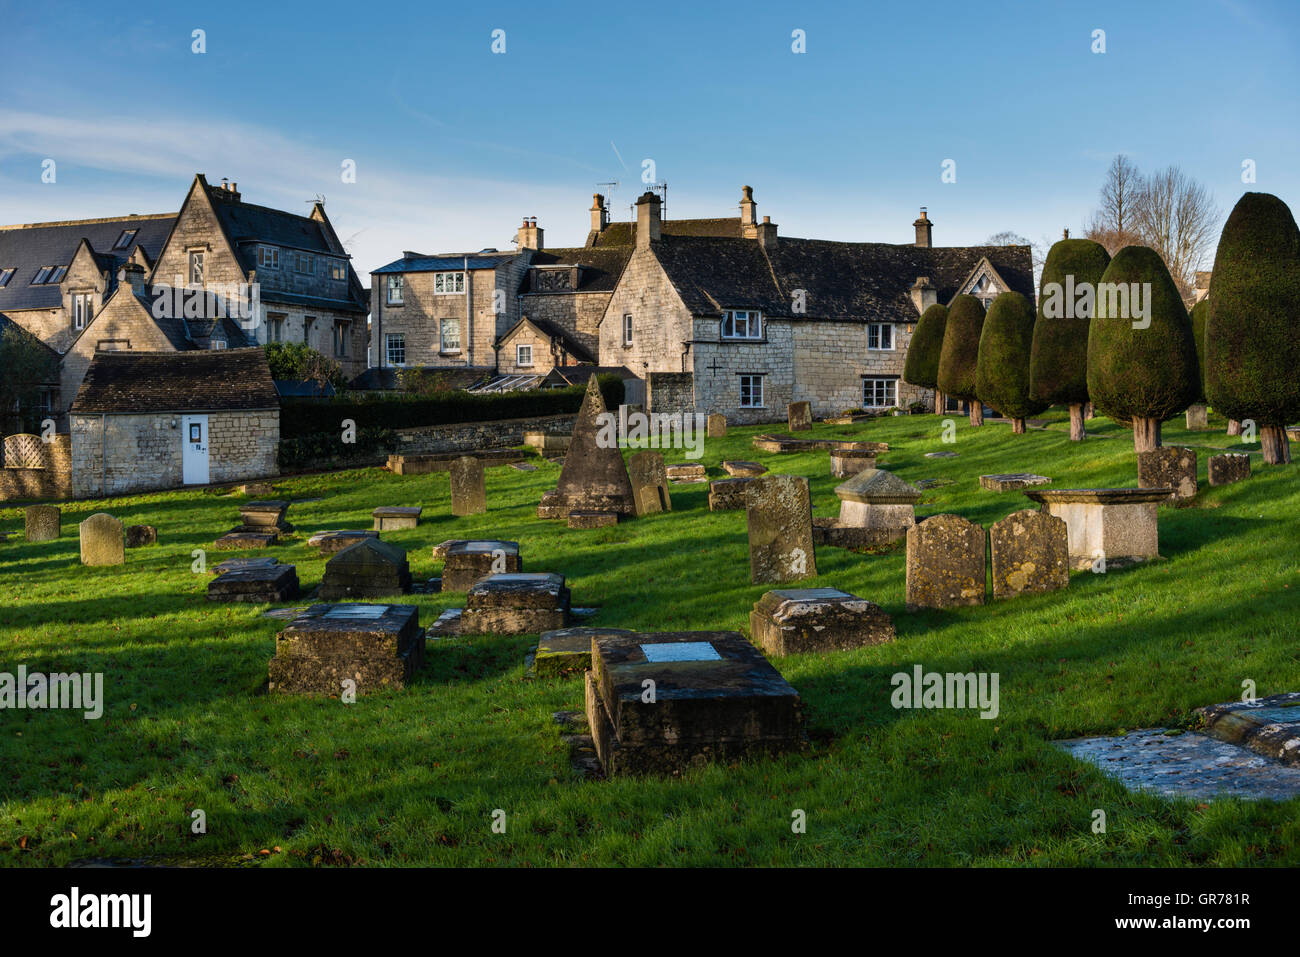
[902,303,948,407]
[1029,238,1110,440]
[1086,245,1199,452]
[1186,297,1212,429]
[1205,192,1300,464]
[936,294,986,426]
[976,291,1047,433]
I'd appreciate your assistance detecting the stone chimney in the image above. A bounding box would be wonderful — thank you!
[636,191,661,248]
[590,193,609,234]
[516,216,544,250]
[118,263,146,297]
[913,208,933,248]
[755,215,778,252]
[910,276,937,314]
[740,185,758,237]
[212,179,241,202]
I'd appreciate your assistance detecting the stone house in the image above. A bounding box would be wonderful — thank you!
[69,349,279,497]
[598,188,1034,423]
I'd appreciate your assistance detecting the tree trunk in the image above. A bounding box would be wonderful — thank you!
[935,390,945,414]
[1068,403,1086,441]
[1011,417,1026,434]
[1132,417,1161,453]
[1261,425,1292,465]
[968,402,984,427]
[1227,419,1242,436]
[1085,402,1095,420]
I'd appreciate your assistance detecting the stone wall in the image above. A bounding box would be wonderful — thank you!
[691,318,795,425]
[70,409,278,497]
[60,289,178,412]
[0,433,72,501]
[394,413,575,456]
[646,372,696,416]
[598,246,693,379]
[518,290,611,360]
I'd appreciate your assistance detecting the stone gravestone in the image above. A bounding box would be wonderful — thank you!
[440,540,521,592]
[208,563,300,602]
[80,513,125,566]
[1023,488,1167,571]
[450,455,486,517]
[707,413,727,438]
[460,572,571,635]
[721,461,766,478]
[833,468,922,544]
[904,514,986,610]
[372,506,422,530]
[319,538,412,600]
[750,588,895,655]
[979,473,1052,493]
[665,463,706,483]
[24,505,61,542]
[1185,404,1209,430]
[627,451,671,516]
[787,401,813,432]
[307,529,378,556]
[989,509,1069,600]
[829,448,876,478]
[745,474,817,584]
[708,477,754,511]
[268,603,425,696]
[1136,447,1197,502]
[537,376,636,521]
[125,525,157,547]
[532,626,634,677]
[1208,453,1250,486]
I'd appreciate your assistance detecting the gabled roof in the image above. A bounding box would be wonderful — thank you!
[588,216,742,247]
[650,235,1035,322]
[67,281,254,353]
[0,312,61,377]
[0,214,176,312]
[499,315,596,364]
[71,348,278,413]
[372,252,519,274]
[517,246,632,294]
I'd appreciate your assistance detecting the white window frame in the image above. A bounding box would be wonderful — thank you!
[721,309,763,340]
[48,265,67,283]
[516,343,533,367]
[439,318,461,353]
[188,251,205,284]
[862,376,898,409]
[209,340,227,350]
[72,293,93,330]
[867,323,894,350]
[739,374,765,409]
[334,321,349,358]
[258,246,279,269]
[386,275,404,305]
[386,332,406,366]
[433,271,465,294]
[622,313,633,346]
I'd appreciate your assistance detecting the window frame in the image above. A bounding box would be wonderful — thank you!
[721,309,763,341]
[0,268,14,287]
[739,374,765,409]
[209,340,227,350]
[329,260,347,281]
[516,343,534,367]
[622,313,633,347]
[72,292,93,331]
[295,253,315,275]
[433,271,465,294]
[257,245,280,269]
[188,250,205,284]
[439,318,461,354]
[113,229,138,250]
[386,274,404,305]
[862,376,898,409]
[385,332,406,366]
[333,321,349,358]
[867,322,894,351]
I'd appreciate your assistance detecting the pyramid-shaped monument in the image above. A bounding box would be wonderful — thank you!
[538,377,636,519]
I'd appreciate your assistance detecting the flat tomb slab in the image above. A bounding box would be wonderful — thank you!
[665,464,707,483]
[1056,729,1300,802]
[461,572,571,635]
[979,473,1052,492]
[208,564,300,602]
[1024,489,1164,570]
[268,602,425,695]
[721,461,767,478]
[708,477,753,511]
[567,510,617,529]
[1198,692,1300,767]
[307,529,378,555]
[750,588,895,655]
[1023,487,1171,506]
[441,539,522,591]
[587,631,805,776]
[372,506,422,530]
[215,531,278,549]
[212,556,279,575]
[532,627,634,677]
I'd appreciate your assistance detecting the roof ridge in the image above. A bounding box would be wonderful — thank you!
[0,212,176,231]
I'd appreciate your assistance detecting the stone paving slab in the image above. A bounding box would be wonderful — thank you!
[1056,729,1300,802]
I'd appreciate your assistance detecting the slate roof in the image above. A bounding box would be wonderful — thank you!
[501,316,596,364]
[589,217,742,247]
[372,253,518,274]
[0,214,176,313]
[652,235,1035,322]
[71,348,278,413]
[517,246,632,294]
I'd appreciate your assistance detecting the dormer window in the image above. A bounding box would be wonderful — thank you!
[113,229,137,249]
[721,310,762,340]
[329,260,347,281]
[258,246,279,269]
[970,274,999,309]
[295,253,315,274]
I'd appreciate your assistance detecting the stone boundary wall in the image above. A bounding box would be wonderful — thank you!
[0,433,72,502]
[394,413,576,455]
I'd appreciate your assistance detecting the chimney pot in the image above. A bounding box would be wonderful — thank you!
[635,191,662,247]
[912,208,934,248]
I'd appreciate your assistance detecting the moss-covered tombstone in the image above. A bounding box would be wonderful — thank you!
[903,303,949,403]
[1029,238,1110,440]
[1086,245,1199,452]
[937,294,987,426]
[976,291,1048,434]
[1205,192,1300,464]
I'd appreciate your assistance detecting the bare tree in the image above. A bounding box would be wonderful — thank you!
[1132,165,1220,302]
[1084,155,1145,255]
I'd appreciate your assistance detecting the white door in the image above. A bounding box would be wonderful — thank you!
[182,414,210,485]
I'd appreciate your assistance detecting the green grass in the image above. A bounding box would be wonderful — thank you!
[2,409,1298,867]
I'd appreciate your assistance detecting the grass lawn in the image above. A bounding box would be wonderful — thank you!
[2,409,1298,867]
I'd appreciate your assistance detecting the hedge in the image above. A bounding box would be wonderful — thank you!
[902,303,948,389]
[279,375,624,439]
[936,294,986,401]
[976,291,1047,420]
[1029,238,1111,406]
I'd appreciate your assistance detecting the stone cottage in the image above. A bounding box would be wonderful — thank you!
[69,349,279,497]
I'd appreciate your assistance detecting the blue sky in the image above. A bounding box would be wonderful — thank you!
[1,0,1296,275]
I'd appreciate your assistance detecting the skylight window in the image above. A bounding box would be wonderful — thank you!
[48,265,67,283]
[32,266,53,284]
[0,268,14,287]
[113,229,138,249]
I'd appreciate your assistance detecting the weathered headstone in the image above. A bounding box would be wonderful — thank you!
[461,573,570,635]
[832,468,922,545]
[627,451,671,516]
[979,473,1052,493]
[440,540,521,591]
[125,525,157,548]
[307,529,378,556]
[586,631,805,776]
[450,455,487,516]
[829,449,876,478]
[79,513,125,566]
[665,463,707,483]
[1185,404,1209,430]
[237,501,292,533]
[24,505,60,542]
[532,626,634,677]
[372,506,422,530]
[1208,453,1250,486]
[708,477,754,511]
[538,376,636,520]
[750,588,895,655]
[208,563,300,602]
[319,538,412,599]
[211,556,279,575]
[1136,447,1197,502]
[721,460,766,478]
[268,603,425,696]
[215,531,277,549]
[241,482,277,497]
[745,474,817,584]
[787,401,813,431]
[707,413,727,438]
[989,509,1069,600]
[523,431,571,452]
[1022,488,1168,571]
[904,514,986,610]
